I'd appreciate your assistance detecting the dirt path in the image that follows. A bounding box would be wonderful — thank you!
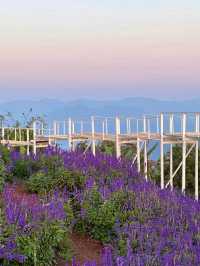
[58,232,103,266]
[70,232,102,265]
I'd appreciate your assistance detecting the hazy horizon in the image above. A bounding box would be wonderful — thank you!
[1,95,200,105]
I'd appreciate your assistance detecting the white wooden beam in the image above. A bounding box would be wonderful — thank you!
[144,140,148,180]
[33,122,37,155]
[27,128,30,155]
[68,118,72,151]
[115,117,121,158]
[169,113,174,190]
[91,116,96,156]
[182,113,186,194]
[136,138,141,172]
[166,143,195,188]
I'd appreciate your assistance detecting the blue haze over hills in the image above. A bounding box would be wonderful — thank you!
[0,97,200,122]
[0,97,199,158]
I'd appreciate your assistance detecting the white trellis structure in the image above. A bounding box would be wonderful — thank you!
[0,112,200,200]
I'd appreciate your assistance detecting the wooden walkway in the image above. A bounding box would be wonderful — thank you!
[1,112,200,200]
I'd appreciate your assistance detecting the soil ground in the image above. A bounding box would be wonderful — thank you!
[58,233,103,266]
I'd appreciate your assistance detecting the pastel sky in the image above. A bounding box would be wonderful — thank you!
[0,0,200,101]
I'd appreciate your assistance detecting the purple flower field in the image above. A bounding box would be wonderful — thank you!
[1,146,200,265]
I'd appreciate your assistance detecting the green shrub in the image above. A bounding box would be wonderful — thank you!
[80,190,136,243]
[50,169,86,191]
[0,145,11,164]
[0,159,6,192]
[26,172,53,194]
[27,169,86,194]
[16,221,72,266]
[13,159,31,179]
[39,155,64,178]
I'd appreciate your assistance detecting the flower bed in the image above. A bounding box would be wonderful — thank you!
[1,146,200,265]
[0,184,71,265]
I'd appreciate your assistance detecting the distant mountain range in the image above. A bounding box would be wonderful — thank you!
[0,97,200,122]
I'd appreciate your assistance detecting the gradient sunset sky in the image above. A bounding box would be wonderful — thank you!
[0,0,200,101]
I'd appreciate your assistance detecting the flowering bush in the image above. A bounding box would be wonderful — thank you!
[0,185,72,265]
[2,146,200,265]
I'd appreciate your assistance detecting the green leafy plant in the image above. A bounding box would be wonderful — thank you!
[0,159,6,192]
[80,190,136,243]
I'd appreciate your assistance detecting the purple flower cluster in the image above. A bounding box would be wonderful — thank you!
[0,184,66,264]
[51,148,200,266]
[3,146,200,265]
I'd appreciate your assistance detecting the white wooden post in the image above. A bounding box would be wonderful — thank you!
[137,138,141,172]
[115,117,121,159]
[72,121,75,134]
[169,113,174,190]
[144,141,148,180]
[68,118,72,151]
[27,128,30,155]
[195,113,199,200]
[91,116,96,156]
[33,122,37,155]
[143,116,147,179]
[160,113,164,189]
[182,113,186,194]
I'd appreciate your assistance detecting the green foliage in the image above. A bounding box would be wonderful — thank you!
[84,189,116,242]
[26,172,53,194]
[40,155,64,178]
[64,201,75,228]
[80,190,136,243]
[13,159,31,180]
[16,222,71,266]
[27,168,86,194]
[97,141,115,155]
[0,159,6,192]
[0,145,11,164]
[50,169,86,192]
